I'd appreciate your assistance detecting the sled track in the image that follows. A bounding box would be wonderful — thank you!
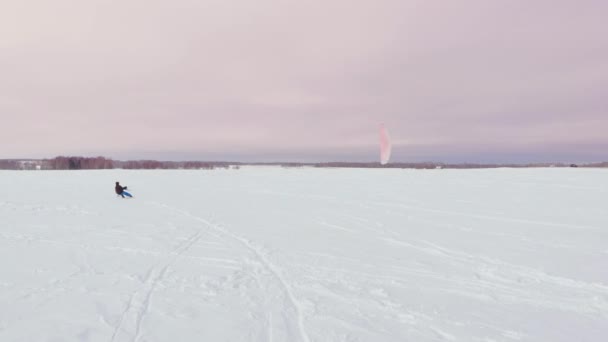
[151,202,311,342]
[110,221,206,342]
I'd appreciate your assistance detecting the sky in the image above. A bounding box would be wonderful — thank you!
[1,0,607,163]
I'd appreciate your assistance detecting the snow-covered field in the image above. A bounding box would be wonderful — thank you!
[0,167,607,342]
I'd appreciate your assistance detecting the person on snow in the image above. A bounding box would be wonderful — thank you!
[115,182,132,198]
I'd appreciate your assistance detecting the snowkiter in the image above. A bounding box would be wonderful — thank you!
[115,182,132,198]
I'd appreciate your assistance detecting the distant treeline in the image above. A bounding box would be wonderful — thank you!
[1,157,607,170]
[310,162,567,169]
[0,156,231,170]
[48,156,114,170]
[117,160,227,170]
[0,160,20,170]
[258,161,608,169]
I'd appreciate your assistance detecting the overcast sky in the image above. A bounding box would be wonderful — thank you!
[1,0,607,162]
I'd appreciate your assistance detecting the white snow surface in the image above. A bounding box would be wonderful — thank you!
[0,167,607,342]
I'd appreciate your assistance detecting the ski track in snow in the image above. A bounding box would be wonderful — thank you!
[371,201,605,232]
[311,203,608,320]
[380,237,608,315]
[149,202,311,342]
[110,215,206,342]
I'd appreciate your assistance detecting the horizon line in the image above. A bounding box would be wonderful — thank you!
[2,156,605,166]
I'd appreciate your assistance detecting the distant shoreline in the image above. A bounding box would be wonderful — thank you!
[1,157,606,170]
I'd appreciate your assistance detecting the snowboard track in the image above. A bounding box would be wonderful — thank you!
[151,202,311,342]
[110,218,206,342]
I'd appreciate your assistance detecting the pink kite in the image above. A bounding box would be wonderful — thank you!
[380,124,391,165]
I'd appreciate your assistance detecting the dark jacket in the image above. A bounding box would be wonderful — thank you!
[115,182,127,195]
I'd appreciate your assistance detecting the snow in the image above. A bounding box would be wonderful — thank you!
[0,167,607,341]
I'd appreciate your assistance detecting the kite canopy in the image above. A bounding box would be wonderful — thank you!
[380,124,391,165]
